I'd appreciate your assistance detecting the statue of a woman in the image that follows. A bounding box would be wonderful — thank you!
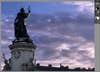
[14,8,31,42]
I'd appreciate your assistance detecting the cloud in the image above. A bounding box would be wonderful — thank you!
[1,2,94,69]
[63,1,94,14]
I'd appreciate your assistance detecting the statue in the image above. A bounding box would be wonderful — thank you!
[14,7,32,43]
[2,53,11,71]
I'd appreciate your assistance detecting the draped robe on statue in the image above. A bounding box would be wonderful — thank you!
[14,11,29,39]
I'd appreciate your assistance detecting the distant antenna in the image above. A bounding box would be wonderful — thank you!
[33,59,36,65]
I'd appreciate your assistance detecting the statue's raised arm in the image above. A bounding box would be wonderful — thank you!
[25,6,31,17]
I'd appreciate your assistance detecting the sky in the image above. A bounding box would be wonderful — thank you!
[0,1,94,69]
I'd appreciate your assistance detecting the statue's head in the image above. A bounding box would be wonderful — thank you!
[20,8,25,13]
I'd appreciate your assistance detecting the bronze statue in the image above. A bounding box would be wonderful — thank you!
[14,7,31,42]
[2,53,11,71]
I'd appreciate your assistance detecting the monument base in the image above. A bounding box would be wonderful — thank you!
[9,39,36,71]
[13,37,33,43]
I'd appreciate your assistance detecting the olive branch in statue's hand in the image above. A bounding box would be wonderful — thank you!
[28,6,31,13]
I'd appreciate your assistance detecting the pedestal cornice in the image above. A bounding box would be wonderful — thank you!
[9,42,36,50]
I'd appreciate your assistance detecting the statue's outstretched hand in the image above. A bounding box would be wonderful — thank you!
[29,10,31,13]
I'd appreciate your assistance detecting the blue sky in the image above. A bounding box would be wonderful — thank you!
[2,2,78,15]
[1,1,94,69]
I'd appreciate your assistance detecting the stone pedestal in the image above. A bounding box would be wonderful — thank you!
[9,41,36,71]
